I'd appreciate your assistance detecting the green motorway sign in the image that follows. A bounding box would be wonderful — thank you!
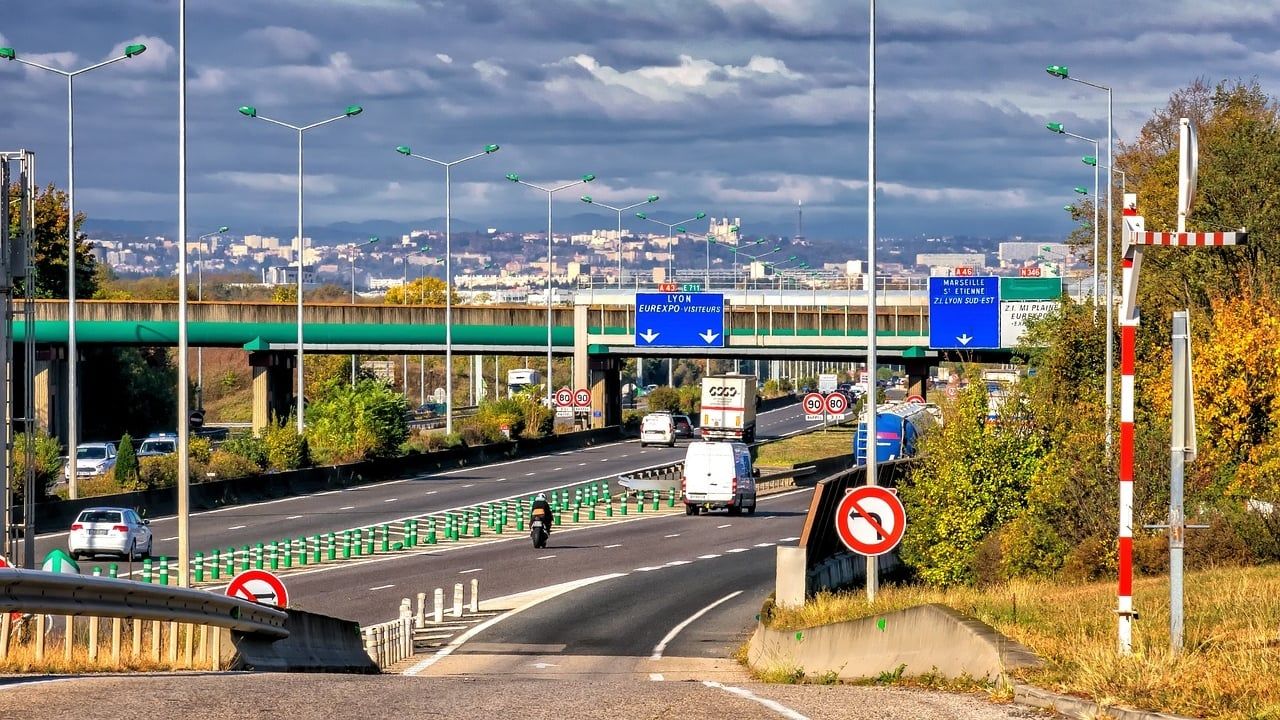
[999,277,1063,301]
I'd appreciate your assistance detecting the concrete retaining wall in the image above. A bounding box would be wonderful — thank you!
[748,603,1042,682]
[30,426,623,533]
[227,608,378,673]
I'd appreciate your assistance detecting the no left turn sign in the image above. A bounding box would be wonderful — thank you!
[226,569,290,608]
[835,486,906,556]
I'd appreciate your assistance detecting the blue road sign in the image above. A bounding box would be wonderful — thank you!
[928,276,1000,350]
[635,292,725,348]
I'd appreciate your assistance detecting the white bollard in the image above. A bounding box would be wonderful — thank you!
[433,588,444,623]
[452,582,464,617]
[469,578,479,613]
[399,598,413,621]
[416,592,427,628]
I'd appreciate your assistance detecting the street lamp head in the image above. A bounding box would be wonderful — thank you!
[646,194,659,203]
[582,174,596,182]
[1046,64,1069,79]
[395,145,412,155]
[1082,155,1098,167]
[218,226,229,233]
[729,225,740,233]
[484,144,500,154]
[635,211,647,219]
[368,236,379,244]
[344,105,363,117]
[0,48,15,60]
[124,44,147,58]
[1046,122,1065,134]
[675,226,686,233]
[581,195,594,204]
[506,173,521,183]
[1074,186,1088,195]
[1063,205,1074,212]
[695,212,707,220]
[238,105,258,118]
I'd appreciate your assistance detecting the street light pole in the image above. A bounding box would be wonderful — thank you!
[580,194,659,288]
[1047,64,1116,453]
[635,211,707,282]
[1,41,148,499]
[238,103,362,433]
[394,144,499,434]
[1045,123,1100,303]
[505,173,596,408]
[193,226,228,410]
[348,236,379,386]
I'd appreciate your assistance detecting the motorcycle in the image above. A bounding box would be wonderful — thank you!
[530,519,549,549]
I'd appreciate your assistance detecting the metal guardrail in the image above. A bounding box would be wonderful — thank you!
[0,568,289,638]
[407,405,479,430]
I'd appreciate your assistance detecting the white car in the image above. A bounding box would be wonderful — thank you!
[64,442,117,481]
[640,412,676,447]
[68,507,153,560]
[137,434,177,457]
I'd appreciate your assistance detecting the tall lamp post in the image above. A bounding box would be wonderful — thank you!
[237,103,362,432]
[1,41,147,499]
[1045,122,1099,303]
[193,225,229,410]
[580,194,659,287]
[635,211,707,280]
[1046,64,1115,454]
[394,144,499,434]
[347,236,379,386]
[505,172,596,408]
[709,236,761,286]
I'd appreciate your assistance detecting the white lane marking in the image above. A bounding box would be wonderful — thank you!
[226,525,246,531]
[158,535,179,542]
[462,484,474,489]
[536,555,556,560]
[717,524,732,529]
[368,584,396,591]
[525,472,536,476]
[286,515,303,521]
[664,533,680,538]
[552,467,563,472]
[425,490,438,495]
[725,548,748,554]
[651,590,743,660]
[634,566,661,572]
[494,478,505,482]
[697,554,721,560]
[649,673,664,682]
[340,506,355,511]
[701,680,810,720]
[458,568,482,575]
[779,536,800,542]
[554,451,575,456]
[664,560,691,566]
[618,454,629,458]
[403,573,625,675]
[578,463,587,466]
[604,544,622,549]
[384,498,399,503]
[754,542,775,548]
[599,459,609,462]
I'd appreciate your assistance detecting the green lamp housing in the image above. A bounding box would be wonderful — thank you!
[238,106,257,118]
[1046,122,1064,133]
[581,196,593,204]
[0,48,15,60]
[218,226,230,233]
[395,145,412,155]
[635,211,647,219]
[646,194,659,203]
[124,44,147,58]
[1046,65,1069,79]
[582,174,596,182]
[1082,156,1098,167]
[344,105,363,117]
[506,173,521,182]
[484,144,500,153]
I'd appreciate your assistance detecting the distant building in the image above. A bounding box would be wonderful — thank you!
[999,242,1069,264]
[263,265,317,286]
[915,252,987,269]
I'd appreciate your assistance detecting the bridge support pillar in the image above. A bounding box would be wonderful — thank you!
[588,355,622,430]
[904,360,930,401]
[32,348,65,443]
[249,351,295,435]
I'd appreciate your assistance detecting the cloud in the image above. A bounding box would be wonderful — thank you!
[244,26,322,63]
[436,53,453,64]
[108,36,173,74]
[558,53,803,103]
[210,171,340,196]
[473,59,507,83]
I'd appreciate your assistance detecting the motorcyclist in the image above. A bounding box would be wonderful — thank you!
[530,493,553,533]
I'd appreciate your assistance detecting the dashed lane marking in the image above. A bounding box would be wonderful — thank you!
[604,544,622,549]
[664,533,680,538]
[340,506,355,511]
[717,524,732,529]
[524,472,536,476]
[779,536,800,542]
[754,542,775,548]
[462,484,474,488]
[159,536,178,542]
[697,554,721,560]
[725,548,748,554]
[634,566,661,572]
[384,498,399,503]
[537,555,556,560]
[664,560,691,566]
[286,515,302,520]
[368,584,396,591]
[458,568,482,575]
[226,525,246,531]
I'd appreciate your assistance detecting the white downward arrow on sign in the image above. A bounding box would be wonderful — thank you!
[639,329,660,343]
[957,333,973,346]
[699,329,720,344]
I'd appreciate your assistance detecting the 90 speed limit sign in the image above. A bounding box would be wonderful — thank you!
[803,392,826,421]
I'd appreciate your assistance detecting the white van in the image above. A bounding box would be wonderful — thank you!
[640,412,676,447]
[681,441,758,515]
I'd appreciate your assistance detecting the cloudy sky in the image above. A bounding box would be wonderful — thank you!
[3,0,1279,242]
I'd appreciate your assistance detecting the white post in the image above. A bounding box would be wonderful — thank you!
[415,592,426,628]
[433,588,443,623]
[445,163,455,434]
[452,582,464,617]
[176,0,191,587]
[865,0,879,603]
[295,128,306,433]
[469,578,479,613]
[66,74,79,499]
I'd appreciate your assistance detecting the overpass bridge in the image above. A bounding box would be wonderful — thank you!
[14,298,994,439]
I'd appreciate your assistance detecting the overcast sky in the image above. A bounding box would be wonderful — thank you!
[3,0,1278,242]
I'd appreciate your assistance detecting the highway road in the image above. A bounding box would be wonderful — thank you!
[30,402,815,569]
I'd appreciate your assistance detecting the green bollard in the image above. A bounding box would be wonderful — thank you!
[285,539,295,568]
[636,493,644,513]
[256,543,266,570]
[589,504,596,521]
[472,513,482,537]
[194,552,204,583]
[158,557,170,586]
[270,542,280,571]
[606,497,613,517]
[211,550,221,580]
[327,533,337,561]
[652,491,660,512]
[239,545,250,571]
[92,566,101,577]
[312,535,321,564]
[427,517,438,545]
[142,558,153,583]
[108,563,119,579]
[342,531,352,559]
[517,513,525,532]
[620,495,627,515]
[378,524,388,553]
[573,506,580,523]
[367,528,376,555]
[355,529,365,556]
[668,489,676,508]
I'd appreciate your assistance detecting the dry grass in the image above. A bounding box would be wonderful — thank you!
[767,564,1280,719]
[1,620,213,674]
[755,424,854,468]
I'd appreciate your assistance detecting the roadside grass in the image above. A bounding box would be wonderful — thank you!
[1,634,185,674]
[755,424,854,468]
[765,564,1280,720]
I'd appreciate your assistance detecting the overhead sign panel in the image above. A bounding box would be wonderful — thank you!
[999,277,1062,302]
[1000,300,1058,348]
[635,292,725,348]
[928,276,999,350]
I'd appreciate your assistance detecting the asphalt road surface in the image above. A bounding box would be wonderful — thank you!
[30,402,815,566]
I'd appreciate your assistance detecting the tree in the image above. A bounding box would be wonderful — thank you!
[11,431,63,504]
[305,379,410,464]
[384,276,455,305]
[114,434,140,488]
[6,182,99,299]
[647,386,681,412]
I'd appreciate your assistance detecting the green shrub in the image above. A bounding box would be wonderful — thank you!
[138,454,180,490]
[12,430,63,503]
[221,436,268,469]
[521,399,554,438]
[622,410,643,433]
[305,379,410,465]
[677,384,701,416]
[113,434,141,489]
[74,474,131,499]
[262,419,308,471]
[475,399,525,439]
[206,449,261,480]
[647,386,681,412]
[189,436,213,465]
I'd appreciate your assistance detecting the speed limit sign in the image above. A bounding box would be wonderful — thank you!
[555,387,573,407]
[803,392,826,421]
[825,392,849,417]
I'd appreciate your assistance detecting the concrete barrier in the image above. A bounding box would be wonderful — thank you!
[747,603,1042,683]
[227,608,379,673]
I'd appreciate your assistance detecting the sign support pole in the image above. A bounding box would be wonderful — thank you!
[864,0,878,603]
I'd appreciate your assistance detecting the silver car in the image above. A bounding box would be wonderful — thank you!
[63,442,117,481]
[68,507,152,561]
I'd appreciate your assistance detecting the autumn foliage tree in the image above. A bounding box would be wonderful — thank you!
[6,182,98,298]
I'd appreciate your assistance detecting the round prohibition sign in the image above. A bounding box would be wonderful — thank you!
[574,389,592,408]
[802,392,825,415]
[825,392,848,415]
[835,486,906,556]
[555,387,573,408]
[226,569,289,608]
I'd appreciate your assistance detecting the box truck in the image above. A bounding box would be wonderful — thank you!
[700,374,758,442]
